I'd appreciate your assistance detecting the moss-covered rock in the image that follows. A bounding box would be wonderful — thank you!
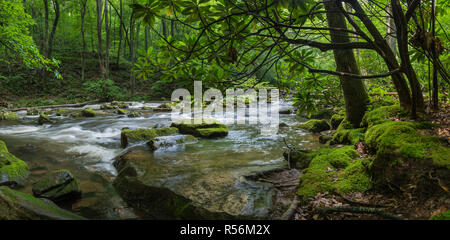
[147,135,198,151]
[0,140,29,186]
[297,146,370,200]
[27,108,39,116]
[56,109,70,116]
[297,119,330,133]
[282,148,312,169]
[319,134,332,144]
[365,120,450,197]
[330,119,365,145]
[80,108,96,117]
[0,186,85,220]
[37,113,51,125]
[100,103,117,110]
[0,111,19,120]
[116,109,128,115]
[170,118,229,138]
[429,210,450,220]
[154,103,172,112]
[141,106,153,110]
[121,127,179,148]
[330,114,345,129]
[361,105,407,127]
[127,112,142,118]
[32,170,81,202]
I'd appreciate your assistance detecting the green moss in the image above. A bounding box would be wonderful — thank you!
[32,169,81,201]
[297,146,369,200]
[330,114,344,129]
[26,108,39,116]
[121,127,179,147]
[80,108,96,117]
[127,112,142,118]
[0,111,19,120]
[365,121,450,169]
[330,120,365,145]
[361,105,407,127]
[297,119,330,133]
[0,140,29,185]
[37,113,51,125]
[116,109,128,115]
[171,118,229,138]
[429,210,450,220]
[56,109,70,116]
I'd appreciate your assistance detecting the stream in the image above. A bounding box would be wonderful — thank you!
[0,101,320,219]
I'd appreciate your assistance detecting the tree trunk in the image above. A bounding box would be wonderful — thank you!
[385,4,397,55]
[324,1,369,127]
[80,0,87,82]
[144,27,148,50]
[96,0,106,78]
[43,0,49,57]
[116,0,123,66]
[47,0,59,58]
[104,0,110,78]
[129,13,136,95]
[431,0,439,110]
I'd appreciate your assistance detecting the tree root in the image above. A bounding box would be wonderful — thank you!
[316,206,406,220]
[277,196,300,220]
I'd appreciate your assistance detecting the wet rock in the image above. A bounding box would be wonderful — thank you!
[0,140,29,186]
[32,169,81,202]
[116,109,128,115]
[147,135,198,151]
[283,148,312,169]
[330,114,344,129]
[127,112,141,118]
[279,108,293,114]
[37,113,52,125]
[297,119,330,133]
[56,109,70,116]
[153,103,172,112]
[80,108,97,117]
[120,127,179,148]
[279,122,289,128]
[113,146,276,219]
[100,104,117,110]
[0,186,85,220]
[141,106,153,110]
[27,108,39,116]
[319,134,332,144]
[0,111,19,120]
[170,118,229,138]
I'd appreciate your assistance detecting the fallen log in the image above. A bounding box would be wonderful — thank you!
[7,99,100,112]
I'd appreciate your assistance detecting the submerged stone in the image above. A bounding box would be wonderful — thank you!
[170,119,229,138]
[0,186,85,220]
[0,140,29,186]
[32,169,81,202]
[297,119,330,133]
[120,127,178,148]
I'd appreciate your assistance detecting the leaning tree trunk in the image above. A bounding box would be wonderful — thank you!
[324,1,369,127]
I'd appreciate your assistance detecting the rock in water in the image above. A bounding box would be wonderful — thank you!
[147,135,198,151]
[0,186,85,220]
[296,119,330,133]
[37,113,51,125]
[27,108,39,116]
[170,118,228,138]
[32,170,81,202]
[80,108,96,117]
[0,111,19,120]
[0,140,29,186]
[116,109,128,115]
[120,127,179,148]
[113,146,277,220]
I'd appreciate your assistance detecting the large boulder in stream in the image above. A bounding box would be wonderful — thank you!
[112,146,278,219]
[0,140,29,186]
[0,186,85,220]
[80,108,97,117]
[170,118,228,138]
[120,127,178,148]
[32,169,81,202]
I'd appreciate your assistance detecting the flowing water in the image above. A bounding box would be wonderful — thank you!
[0,101,320,219]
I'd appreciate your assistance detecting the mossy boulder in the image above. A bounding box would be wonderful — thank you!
[330,114,345,129]
[0,111,19,120]
[100,104,117,110]
[141,106,153,110]
[282,148,312,169]
[330,119,365,145]
[120,127,179,148]
[0,140,29,186]
[32,170,81,202]
[154,103,172,112]
[429,210,450,220]
[365,120,450,197]
[127,112,142,118]
[0,186,85,220]
[170,118,229,138]
[297,146,371,200]
[27,108,39,116]
[56,109,70,116]
[319,134,332,144]
[361,105,407,127]
[37,113,51,125]
[80,108,97,117]
[116,109,128,115]
[297,119,330,133]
